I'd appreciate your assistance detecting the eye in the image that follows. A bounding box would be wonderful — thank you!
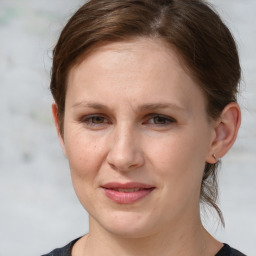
[89,116,106,124]
[144,114,176,126]
[81,115,110,127]
[151,116,171,125]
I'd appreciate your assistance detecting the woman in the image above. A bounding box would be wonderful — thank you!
[43,0,245,255]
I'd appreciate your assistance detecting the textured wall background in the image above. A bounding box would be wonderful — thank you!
[0,1,255,255]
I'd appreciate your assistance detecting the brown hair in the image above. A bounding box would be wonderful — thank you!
[50,0,241,225]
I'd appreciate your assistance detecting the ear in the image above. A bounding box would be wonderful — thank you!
[206,102,241,164]
[52,103,67,156]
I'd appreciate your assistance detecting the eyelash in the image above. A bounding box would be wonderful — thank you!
[144,114,176,126]
[81,114,176,128]
[81,115,110,127]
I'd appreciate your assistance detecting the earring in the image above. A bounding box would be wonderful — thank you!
[212,153,217,160]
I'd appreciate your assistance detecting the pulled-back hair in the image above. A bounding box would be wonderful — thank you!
[51,0,241,225]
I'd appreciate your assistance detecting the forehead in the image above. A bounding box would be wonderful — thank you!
[69,37,184,81]
[66,38,206,115]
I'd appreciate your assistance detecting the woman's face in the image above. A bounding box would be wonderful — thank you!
[57,38,216,237]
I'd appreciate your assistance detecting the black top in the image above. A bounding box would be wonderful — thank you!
[42,239,246,256]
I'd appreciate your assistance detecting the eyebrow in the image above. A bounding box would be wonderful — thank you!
[72,101,186,112]
[138,103,185,112]
[72,101,107,110]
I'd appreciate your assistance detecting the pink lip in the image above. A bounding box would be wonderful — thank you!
[101,182,155,204]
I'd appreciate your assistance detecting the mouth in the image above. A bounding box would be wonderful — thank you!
[108,188,147,192]
[101,182,155,204]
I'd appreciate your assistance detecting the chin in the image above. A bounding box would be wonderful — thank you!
[91,210,157,238]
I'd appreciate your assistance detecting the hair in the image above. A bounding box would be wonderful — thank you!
[50,0,241,225]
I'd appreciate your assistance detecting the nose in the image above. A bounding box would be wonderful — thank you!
[106,126,145,172]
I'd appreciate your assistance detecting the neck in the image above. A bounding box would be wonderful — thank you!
[74,215,222,256]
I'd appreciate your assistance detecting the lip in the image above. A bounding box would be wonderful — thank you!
[101,182,155,204]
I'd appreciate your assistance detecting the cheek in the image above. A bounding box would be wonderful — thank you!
[150,131,205,168]
[148,131,207,191]
[64,134,104,207]
[64,130,103,181]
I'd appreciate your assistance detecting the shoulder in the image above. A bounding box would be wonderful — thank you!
[216,244,246,256]
[41,238,80,256]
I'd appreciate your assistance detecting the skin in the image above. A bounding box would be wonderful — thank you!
[52,38,241,256]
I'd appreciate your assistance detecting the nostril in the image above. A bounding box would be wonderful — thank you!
[107,150,144,172]
[106,132,145,171]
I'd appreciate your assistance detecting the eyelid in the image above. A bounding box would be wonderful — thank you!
[143,113,176,125]
[81,113,108,119]
[81,114,111,126]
